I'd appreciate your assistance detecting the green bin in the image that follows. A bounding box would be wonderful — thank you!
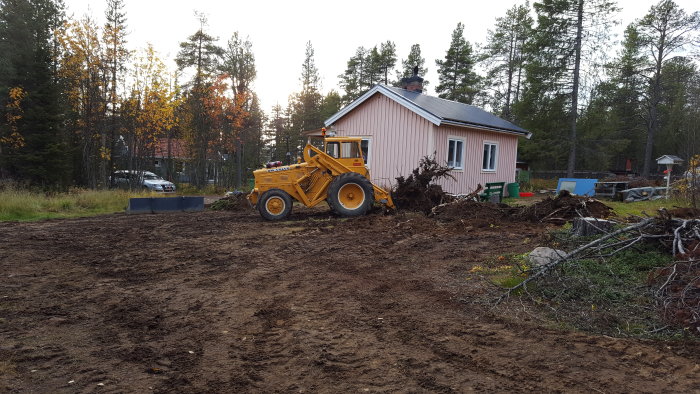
[507,182,520,198]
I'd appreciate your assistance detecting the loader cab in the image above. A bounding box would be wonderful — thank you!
[324,137,368,176]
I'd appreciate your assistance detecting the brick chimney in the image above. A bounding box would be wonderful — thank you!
[400,66,423,93]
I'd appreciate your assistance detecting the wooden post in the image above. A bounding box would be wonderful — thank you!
[666,164,672,199]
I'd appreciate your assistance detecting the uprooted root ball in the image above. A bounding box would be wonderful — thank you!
[392,156,455,213]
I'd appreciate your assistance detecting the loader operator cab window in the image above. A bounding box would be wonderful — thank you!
[340,142,361,159]
[326,142,340,158]
[326,141,363,160]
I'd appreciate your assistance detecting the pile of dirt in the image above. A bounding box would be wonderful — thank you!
[431,199,515,223]
[209,192,251,211]
[600,176,661,188]
[514,190,613,223]
[667,207,700,218]
[392,156,455,214]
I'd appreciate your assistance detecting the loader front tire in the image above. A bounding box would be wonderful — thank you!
[258,189,293,221]
[327,173,374,217]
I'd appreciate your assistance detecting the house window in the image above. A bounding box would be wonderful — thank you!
[447,138,464,170]
[483,142,498,171]
[360,138,371,166]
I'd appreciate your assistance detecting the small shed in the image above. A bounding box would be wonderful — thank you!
[324,75,531,195]
[656,155,683,166]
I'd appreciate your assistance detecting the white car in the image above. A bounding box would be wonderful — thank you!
[112,170,176,193]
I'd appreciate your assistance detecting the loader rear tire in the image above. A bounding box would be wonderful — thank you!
[258,189,293,221]
[327,173,374,217]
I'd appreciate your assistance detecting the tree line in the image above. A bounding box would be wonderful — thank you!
[0,0,698,191]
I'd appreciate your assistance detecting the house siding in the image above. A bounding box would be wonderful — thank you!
[330,93,519,195]
[434,126,518,195]
[333,94,433,189]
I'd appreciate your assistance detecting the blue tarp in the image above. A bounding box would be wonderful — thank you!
[556,178,598,197]
[128,196,204,214]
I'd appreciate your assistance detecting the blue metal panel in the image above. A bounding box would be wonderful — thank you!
[127,197,204,214]
[127,198,154,214]
[556,178,598,197]
[151,197,181,211]
[180,197,204,212]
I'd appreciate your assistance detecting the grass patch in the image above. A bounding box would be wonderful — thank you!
[520,178,558,192]
[0,188,153,221]
[470,253,530,294]
[176,183,230,195]
[531,244,673,337]
[606,198,691,218]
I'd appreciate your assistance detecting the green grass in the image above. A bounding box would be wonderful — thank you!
[176,183,232,195]
[531,242,674,337]
[0,188,153,222]
[606,198,691,218]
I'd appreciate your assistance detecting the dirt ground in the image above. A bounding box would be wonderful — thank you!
[1,206,699,393]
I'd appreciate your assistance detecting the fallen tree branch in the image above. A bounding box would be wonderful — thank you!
[495,218,655,305]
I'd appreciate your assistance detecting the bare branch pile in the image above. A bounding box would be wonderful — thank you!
[499,215,700,335]
[209,193,250,211]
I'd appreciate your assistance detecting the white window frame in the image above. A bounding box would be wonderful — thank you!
[360,137,371,168]
[447,137,465,170]
[482,141,498,172]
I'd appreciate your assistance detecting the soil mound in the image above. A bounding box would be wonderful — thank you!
[667,207,700,218]
[601,176,661,188]
[209,192,251,211]
[515,190,613,223]
[431,199,514,223]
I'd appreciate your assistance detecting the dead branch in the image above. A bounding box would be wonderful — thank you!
[496,218,655,304]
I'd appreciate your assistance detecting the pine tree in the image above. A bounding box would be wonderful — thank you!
[396,44,429,89]
[636,0,700,177]
[175,13,223,186]
[338,46,367,104]
[103,0,128,187]
[0,0,71,188]
[582,25,647,172]
[519,0,618,175]
[319,90,341,123]
[338,41,397,104]
[221,32,256,188]
[483,2,533,120]
[378,41,397,85]
[288,41,323,161]
[656,58,700,161]
[435,22,481,104]
[58,14,110,188]
[222,32,256,99]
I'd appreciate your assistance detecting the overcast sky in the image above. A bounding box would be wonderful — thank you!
[63,0,698,114]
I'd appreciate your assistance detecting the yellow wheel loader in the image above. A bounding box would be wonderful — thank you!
[247,133,395,221]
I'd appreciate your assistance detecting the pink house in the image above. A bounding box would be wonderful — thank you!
[324,77,532,196]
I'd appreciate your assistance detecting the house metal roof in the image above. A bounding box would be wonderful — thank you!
[324,85,532,139]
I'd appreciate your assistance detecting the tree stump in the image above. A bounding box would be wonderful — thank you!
[572,217,615,236]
